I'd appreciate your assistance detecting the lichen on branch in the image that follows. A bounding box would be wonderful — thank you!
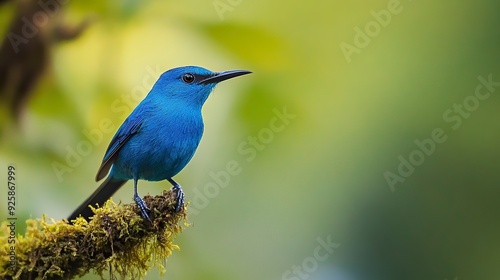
[0,190,187,280]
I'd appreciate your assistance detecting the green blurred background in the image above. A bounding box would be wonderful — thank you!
[1,0,500,279]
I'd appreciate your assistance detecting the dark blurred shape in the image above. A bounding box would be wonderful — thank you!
[0,0,91,121]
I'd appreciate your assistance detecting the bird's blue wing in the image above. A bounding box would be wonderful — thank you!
[95,116,143,181]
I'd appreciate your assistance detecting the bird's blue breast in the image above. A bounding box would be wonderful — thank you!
[110,101,204,181]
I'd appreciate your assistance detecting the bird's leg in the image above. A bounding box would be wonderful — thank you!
[167,178,185,212]
[133,178,151,222]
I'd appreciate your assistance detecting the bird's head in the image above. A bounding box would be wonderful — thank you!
[150,66,251,107]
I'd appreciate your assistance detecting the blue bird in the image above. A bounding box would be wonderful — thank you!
[68,66,251,222]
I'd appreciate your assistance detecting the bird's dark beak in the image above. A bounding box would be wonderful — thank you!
[199,70,252,85]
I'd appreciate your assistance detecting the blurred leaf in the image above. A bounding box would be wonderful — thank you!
[199,22,290,70]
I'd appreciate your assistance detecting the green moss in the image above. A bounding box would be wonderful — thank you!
[0,190,187,280]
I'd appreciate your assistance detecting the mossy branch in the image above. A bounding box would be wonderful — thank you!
[0,190,188,280]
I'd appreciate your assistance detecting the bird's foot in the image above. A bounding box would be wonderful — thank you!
[134,194,151,222]
[171,184,185,213]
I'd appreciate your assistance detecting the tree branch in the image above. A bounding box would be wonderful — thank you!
[0,190,187,280]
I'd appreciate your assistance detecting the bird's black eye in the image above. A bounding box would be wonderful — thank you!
[182,73,195,84]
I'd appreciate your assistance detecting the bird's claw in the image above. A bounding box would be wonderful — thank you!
[171,184,185,213]
[134,194,151,222]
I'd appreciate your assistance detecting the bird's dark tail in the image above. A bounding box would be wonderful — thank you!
[68,177,127,223]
